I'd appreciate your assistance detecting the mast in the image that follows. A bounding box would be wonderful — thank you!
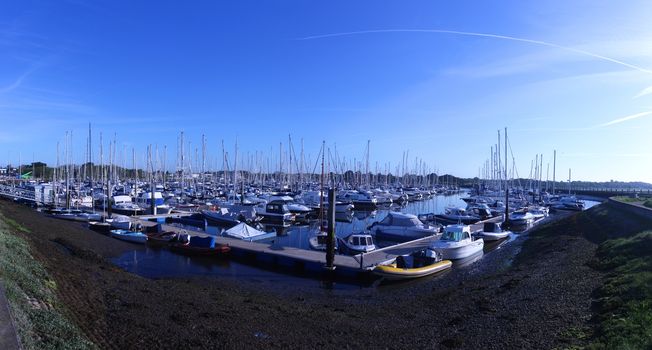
[365,139,370,189]
[552,150,557,195]
[319,141,325,233]
[497,130,502,193]
[504,127,509,224]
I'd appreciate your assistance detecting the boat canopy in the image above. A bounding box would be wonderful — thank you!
[380,212,422,226]
[224,223,267,240]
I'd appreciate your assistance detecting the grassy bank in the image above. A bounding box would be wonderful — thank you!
[519,203,652,349]
[0,212,94,350]
[590,231,652,349]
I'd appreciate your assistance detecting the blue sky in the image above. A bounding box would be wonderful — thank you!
[1,1,651,182]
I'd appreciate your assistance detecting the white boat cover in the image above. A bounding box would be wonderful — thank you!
[224,222,268,240]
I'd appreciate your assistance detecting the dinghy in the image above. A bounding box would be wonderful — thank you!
[373,249,452,280]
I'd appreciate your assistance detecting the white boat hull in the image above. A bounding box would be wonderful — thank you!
[431,240,484,259]
[479,231,510,241]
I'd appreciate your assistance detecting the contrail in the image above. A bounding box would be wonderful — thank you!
[598,111,652,127]
[298,29,652,75]
[634,85,652,99]
[0,66,38,94]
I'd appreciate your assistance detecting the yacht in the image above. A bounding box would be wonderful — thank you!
[369,212,440,242]
[429,224,484,259]
[434,207,481,224]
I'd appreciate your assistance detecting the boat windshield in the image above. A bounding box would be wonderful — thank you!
[440,230,467,241]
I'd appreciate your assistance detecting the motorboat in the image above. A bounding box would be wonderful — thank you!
[135,191,173,215]
[88,221,112,234]
[255,201,294,224]
[429,224,484,259]
[107,214,132,230]
[46,208,101,222]
[478,222,511,241]
[267,196,312,215]
[434,207,481,225]
[373,249,452,280]
[337,233,376,254]
[509,210,536,226]
[223,222,275,242]
[202,208,244,227]
[401,187,424,201]
[548,196,584,211]
[528,206,549,220]
[369,212,440,242]
[297,190,354,213]
[465,203,494,220]
[337,190,378,208]
[111,195,145,216]
[109,229,148,244]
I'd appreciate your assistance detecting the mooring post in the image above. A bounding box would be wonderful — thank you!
[150,188,157,216]
[326,188,336,270]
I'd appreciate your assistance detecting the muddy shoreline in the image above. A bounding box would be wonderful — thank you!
[0,200,602,349]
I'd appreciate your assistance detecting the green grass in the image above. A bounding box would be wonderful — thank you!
[589,230,652,350]
[643,200,652,209]
[3,216,29,233]
[613,196,644,203]
[521,203,652,349]
[0,213,95,350]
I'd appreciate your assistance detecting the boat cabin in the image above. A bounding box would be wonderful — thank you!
[347,234,373,247]
[135,192,165,206]
[440,225,473,242]
[265,202,290,215]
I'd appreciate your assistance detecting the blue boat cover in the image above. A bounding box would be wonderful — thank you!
[189,236,215,249]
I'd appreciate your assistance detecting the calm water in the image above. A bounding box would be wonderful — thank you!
[112,192,601,290]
